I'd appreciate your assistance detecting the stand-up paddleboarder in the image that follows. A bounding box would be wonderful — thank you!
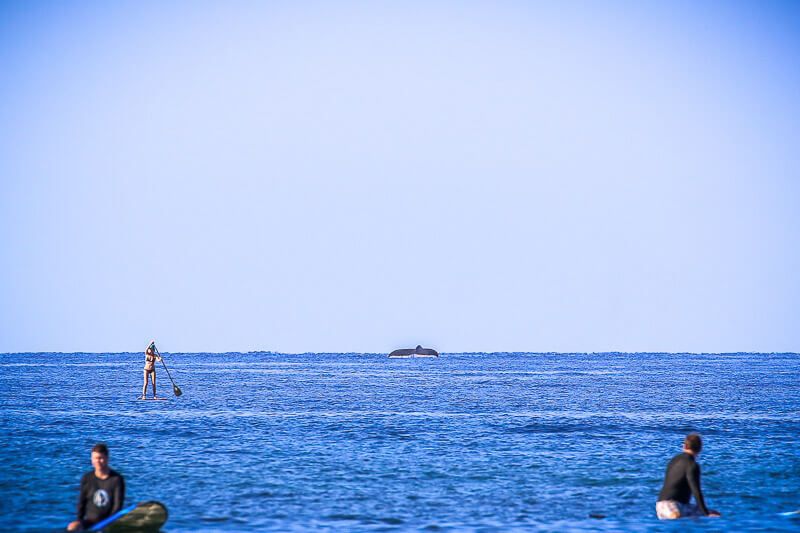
[141,340,162,399]
[67,443,126,531]
[656,433,721,519]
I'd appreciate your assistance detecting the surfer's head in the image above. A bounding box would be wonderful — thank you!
[92,443,109,456]
[683,433,702,455]
[91,443,110,472]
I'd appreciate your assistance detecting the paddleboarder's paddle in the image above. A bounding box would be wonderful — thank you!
[155,347,182,396]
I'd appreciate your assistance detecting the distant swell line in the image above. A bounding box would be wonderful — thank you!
[3,408,795,422]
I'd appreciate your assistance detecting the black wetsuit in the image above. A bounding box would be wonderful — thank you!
[76,469,125,527]
[657,452,709,515]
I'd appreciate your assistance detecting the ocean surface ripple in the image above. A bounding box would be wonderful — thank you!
[1,352,798,531]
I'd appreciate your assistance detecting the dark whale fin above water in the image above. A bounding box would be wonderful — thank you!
[389,346,439,357]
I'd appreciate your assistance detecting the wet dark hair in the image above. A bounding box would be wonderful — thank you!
[683,433,702,453]
[92,443,109,456]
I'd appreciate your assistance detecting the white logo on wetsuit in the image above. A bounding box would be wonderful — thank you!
[93,489,110,508]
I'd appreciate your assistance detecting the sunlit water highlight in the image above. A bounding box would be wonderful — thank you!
[1,352,798,531]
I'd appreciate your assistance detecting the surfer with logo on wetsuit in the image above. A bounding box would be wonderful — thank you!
[142,340,162,399]
[67,443,125,531]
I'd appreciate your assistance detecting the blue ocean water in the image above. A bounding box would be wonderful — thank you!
[1,352,798,532]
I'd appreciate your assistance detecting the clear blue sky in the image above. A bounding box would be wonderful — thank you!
[1,1,798,353]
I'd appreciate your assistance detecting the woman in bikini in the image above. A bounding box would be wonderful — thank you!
[142,341,162,399]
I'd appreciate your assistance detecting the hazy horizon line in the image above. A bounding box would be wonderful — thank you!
[1,350,797,356]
